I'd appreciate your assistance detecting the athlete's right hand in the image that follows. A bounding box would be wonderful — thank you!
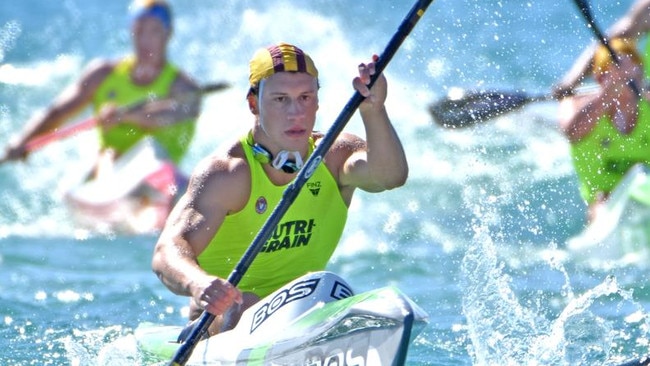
[2,139,28,162]
[193,276,243,316]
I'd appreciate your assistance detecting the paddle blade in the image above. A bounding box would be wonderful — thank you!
[429,90,547,129]
[199,81,231,94]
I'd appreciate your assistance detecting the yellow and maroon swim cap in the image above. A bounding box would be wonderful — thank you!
[248,43,318,87]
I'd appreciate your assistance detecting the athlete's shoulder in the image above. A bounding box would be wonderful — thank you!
[78,58,119,87]
[329,131,366,153]
[194,139,249,184]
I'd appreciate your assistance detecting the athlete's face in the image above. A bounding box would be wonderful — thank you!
[255,72,319,153]
[132,16,169,62]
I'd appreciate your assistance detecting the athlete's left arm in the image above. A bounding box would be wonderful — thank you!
[338,57,408,193]
[609,0,650,39]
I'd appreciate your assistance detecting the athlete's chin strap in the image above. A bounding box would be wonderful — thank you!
[272,150,303,173]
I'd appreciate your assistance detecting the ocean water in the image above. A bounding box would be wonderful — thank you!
[2,0,650,365]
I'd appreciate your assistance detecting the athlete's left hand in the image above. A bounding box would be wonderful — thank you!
[353,55,387,112]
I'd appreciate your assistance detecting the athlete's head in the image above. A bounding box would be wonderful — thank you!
[129,0,172,31]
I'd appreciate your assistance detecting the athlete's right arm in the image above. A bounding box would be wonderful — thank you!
[4,59,112,160]
[152,149,248,316]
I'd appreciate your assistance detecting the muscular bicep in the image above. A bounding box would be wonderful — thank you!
[339,150,386,193]
[162,194,222,258]
[332,128,407,194]
[328,134,380,198]
[162,156,250,256]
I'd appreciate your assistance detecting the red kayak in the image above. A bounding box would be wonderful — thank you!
[64,138,187,234]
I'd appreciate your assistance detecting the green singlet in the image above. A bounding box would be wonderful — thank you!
[91,57,196,164]
[570,100,650,204]
[197,135,349,298]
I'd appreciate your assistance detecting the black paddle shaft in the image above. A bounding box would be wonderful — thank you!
[572,0,642,97]
[167,0,434,365]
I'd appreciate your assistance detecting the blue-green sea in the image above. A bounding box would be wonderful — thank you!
[2,0,650,365]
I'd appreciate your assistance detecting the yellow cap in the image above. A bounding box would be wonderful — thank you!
[249,43,318,87]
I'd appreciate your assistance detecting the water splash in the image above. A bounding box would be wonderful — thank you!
[0,21,21,63]
[61,326,143,366]
[461,210,550,365]
[461,190,650,365]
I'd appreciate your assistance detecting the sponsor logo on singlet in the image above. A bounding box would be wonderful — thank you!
[261,219,316,253]
[307,181,321,196]
[255,196,267,214]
